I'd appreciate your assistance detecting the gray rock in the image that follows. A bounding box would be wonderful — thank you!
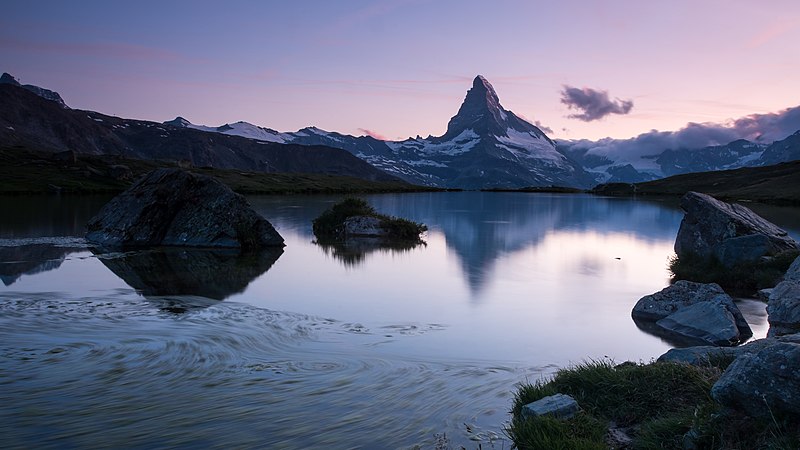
[785,255,800,283]
[658,345,738,365]
[659,334,800,365]
[711,342,800,419]
[757,288,774,302]
[632,280,751,338]
[674,192,798,266]
[655,301,741,346]
[521,393,580,420]
[343,216,386,237]
[86,168,284,249]
[767,281,800,337]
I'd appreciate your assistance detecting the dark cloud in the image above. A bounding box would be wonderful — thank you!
[559,105,800,162]
[560,85,633,121]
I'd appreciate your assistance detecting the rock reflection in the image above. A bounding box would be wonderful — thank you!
[316,238,424,267]
[94,247,283,310]
[0,244,82,286]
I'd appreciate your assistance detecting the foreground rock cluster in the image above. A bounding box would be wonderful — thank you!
[86,168,284,249]
[639,191,800,420]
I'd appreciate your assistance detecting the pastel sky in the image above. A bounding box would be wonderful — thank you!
[2,0,799,141]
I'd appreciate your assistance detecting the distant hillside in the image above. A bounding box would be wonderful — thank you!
[593,160,800,204]
[0,83,401,184]
[0,145,434,195]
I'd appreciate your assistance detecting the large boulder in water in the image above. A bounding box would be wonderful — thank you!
[86,169,284,249]
[632,280,751,346]
[674,192,798,266]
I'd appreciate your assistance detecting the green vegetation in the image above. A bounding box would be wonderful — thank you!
[592,161,800,205]
[669,250,800,296]
[312,197,427,243]
[509,360,800,450]
[0,145,439,195]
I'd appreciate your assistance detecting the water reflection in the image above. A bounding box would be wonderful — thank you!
[315,239,425,267]
[0,244,83,286]
[94,247,283,309]
[250,193,684,293]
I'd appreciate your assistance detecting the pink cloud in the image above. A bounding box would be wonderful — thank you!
[747,18,800,49]
[358,128,388,140]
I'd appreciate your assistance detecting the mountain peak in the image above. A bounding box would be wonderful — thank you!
[164,116,192,128]
[442,75,550,143]
[1,73,21,86]
[471,75,499,102]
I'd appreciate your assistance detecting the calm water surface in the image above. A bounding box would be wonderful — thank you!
[2,192,798,449]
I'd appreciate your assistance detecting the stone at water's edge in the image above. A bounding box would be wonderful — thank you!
[767,281,800,337]
[521,394,580,420]
[86,168,284,249]
[674,191,799,266]
[658,333,800,365]
[655,302,741,346]
[711,342,800,419]
[632,281,751,337]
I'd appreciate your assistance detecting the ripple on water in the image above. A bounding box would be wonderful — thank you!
[0,293,542,448]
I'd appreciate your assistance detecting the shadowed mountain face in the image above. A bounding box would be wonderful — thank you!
[0,84,400,183]
[95,247,283,306]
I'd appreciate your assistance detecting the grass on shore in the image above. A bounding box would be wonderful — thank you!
[591,160,800,205]
[509,360,800,450]
[312,197,427,243]
[668,250,800,296]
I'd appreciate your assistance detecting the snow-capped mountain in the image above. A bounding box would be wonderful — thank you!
[558,138,770,184]
[165,75,800,188]
[168,76,595,188]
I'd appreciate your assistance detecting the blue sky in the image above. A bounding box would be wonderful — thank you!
[2,0,799,141]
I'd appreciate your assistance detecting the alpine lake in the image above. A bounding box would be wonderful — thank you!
[2,192,800,449]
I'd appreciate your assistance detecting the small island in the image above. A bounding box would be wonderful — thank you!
[312,197,427,244]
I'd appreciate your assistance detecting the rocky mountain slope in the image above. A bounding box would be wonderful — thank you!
[0,82,400,183]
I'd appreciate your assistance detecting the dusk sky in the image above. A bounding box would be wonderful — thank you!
[3,0,799,141]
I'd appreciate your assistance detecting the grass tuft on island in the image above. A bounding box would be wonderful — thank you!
[669,250,800,297]
[509,360,800,449]
[312,197,427,243]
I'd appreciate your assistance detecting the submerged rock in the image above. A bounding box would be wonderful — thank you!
[711,342,800,419]
[674,191,798,266]
[86,168,284,249]
[632,281,751,346]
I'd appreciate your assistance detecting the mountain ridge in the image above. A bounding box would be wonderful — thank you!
[0,83,401,183]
